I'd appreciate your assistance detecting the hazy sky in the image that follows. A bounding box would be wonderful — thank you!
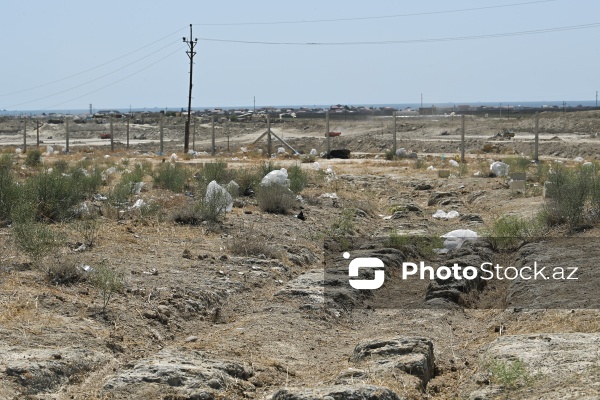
[1,0,599,111]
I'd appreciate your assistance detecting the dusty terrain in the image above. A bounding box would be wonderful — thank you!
[0,111,599,399]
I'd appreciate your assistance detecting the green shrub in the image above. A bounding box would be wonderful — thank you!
[233,167,262,196]
[386,233,441,258]
[385,149,396,160]
[503,156,531,173]
[330,208,355,237]
[171,188,230,225]
[11,203,58,265]
[25,149,42,167]
[486,358,532,390]
[257,184,296,214]
[197,161,233,185]
[47,259,84,285]
[542,164,593,231]
[21,170,87,222]
[486,215,544,251]
[74,216,101,247]
[89,261,124,313]
[153,163,188,193]
[0,155,18,221]
[52,159,69,174]
[287,164,308,194]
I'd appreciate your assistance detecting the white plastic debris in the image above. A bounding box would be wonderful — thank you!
[240,147,248,153]
[104,155,110,159]
[169,153,178,163]
[490,161,510,177]
[79,265,93,272]
[205,180,233,213]
[224,180,240,197]
[449,159,460,167]
[326,166,334,175]
[574,156,585,162]
[432,210,448,219]
[46,145,54,155]
[320,192,338,199]
[313,162,320,170]
[583,161,594,168]
[15,148,22,154]
[310,149,318,156]
[131,199,147,209]
[446,210,460,219]
[132,182,144,195]
[395,148,407,157]
[277,147,286,154]
[261,168,290,187]
[441,229,478,251]
[427,166,436,171]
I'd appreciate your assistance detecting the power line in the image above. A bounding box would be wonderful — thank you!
[0,26,187,98]
[3,39,183,109]
[198,22,600,46]
[193,0,555,26]
[44,46,185,110]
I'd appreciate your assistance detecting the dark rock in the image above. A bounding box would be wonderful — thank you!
[427,192,461,207]
[350,337,435,386]
[272,384,401,400]
[328,149,351,159]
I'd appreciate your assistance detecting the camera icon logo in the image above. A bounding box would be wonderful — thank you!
[347,253,385,290]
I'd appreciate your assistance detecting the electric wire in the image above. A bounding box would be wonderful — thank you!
[3,39,183,109]
[0,26,187,98]
[45,46,185,110]
[193,0,555,26]
[197,22,600,45]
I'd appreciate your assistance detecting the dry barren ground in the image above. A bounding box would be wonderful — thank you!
[0,111,599,399]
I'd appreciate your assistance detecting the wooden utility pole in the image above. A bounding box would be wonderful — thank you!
[110,117,114,152]
[393,110,397,155]
[65,118,70,153]
[534,112,539,163]
[267,114,272,156]
[461,114,466,164]
[183,24,197,154]
[211,116,216,156]
[326,111,330,158]
[22,120,27,152]
[159,115,164,155]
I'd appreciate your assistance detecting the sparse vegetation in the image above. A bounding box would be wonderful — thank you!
[89,261,124,313]
[287,164,308,194]
[256,184,296,214]
[541,163,596,231]
[486,358,532,391]
[152,162,188,193]
[25,149,42,167]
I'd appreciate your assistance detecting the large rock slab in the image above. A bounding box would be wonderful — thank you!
[350,337,435,388]
[2,347,110,395]
[473,333,600,399]
[103,348,253,399]
[507,238,600,309]
[271,384,401,400]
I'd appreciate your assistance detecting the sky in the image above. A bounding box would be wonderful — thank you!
[1,0,599,111]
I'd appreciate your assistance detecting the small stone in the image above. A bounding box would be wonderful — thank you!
[185,336,199,343]
[207,378,222,389]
